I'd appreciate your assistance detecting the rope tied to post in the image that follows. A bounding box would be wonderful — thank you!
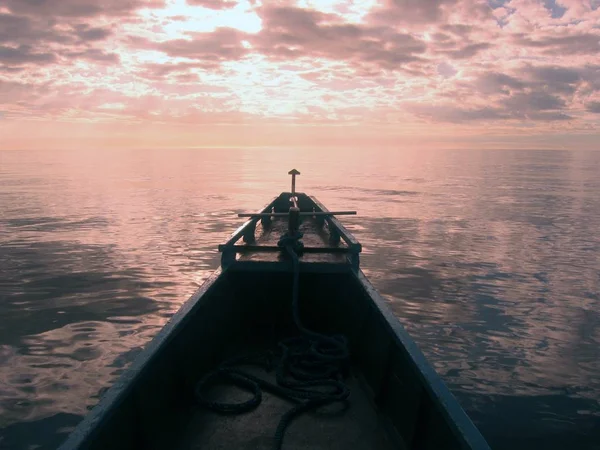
[277,231,305,255]
[194,230,351,450]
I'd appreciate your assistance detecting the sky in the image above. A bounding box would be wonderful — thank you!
[0,0,599,150]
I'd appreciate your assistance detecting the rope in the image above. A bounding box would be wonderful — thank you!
[194,231,350,450]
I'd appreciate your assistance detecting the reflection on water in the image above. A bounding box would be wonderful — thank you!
[1,148,599,449]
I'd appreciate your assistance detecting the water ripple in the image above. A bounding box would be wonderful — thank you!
[1,148,599,450]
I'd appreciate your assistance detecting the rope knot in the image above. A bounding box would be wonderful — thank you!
[277,232,304,254]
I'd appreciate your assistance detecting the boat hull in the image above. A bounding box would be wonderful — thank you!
[60,193,490,449]
[59,267,490,449]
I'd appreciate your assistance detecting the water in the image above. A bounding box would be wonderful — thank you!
[0,148,599,449]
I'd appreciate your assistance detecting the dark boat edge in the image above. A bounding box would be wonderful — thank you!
[58,268,225,449]
[58,190,491,450]
[355,269,491,450]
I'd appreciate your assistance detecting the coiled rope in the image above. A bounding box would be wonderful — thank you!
[194,231,350,450]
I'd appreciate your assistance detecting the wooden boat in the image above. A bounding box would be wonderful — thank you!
[60,170,491,450]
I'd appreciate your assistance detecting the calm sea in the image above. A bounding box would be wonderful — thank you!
[0,148,599,449]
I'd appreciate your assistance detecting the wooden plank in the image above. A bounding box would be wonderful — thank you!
[380,372,419,448]
[383,351,426,446]
[227,260,353,274]
[356,310,392,396]
[221,196,278,247]
[238,211,357,218]
[309,195,362,251]
[232,213,354,267]
[217,244,356,254]
[409,385,458,450]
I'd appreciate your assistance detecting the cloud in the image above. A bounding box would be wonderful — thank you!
[520,64,600,98]
[251,6,426,69]
[470,64,600,122]
[0,66,25,73]
[0,11,118,67]
[406,103,508,123]
[139,6,428,71]
[0,14,112,47]
[369,0,459,24]
[514,32,600,55]
[0,0,165,18]
[63,48,120,63]
[524,65,582,94]
[586,101,600,113]
[438,42,491,59]
[405,98,574,123]
[0,45,56,65]
[437,61,457,77]
[136,62,211,80]
[146,27,249,66]
[0,13,71,45]
[404,64,588,124]
[0,0,165,67]
[73,25,113,42]
[475,72,527,94]
[0,80,48,112]
[501,91,566,111]
[525,111,572,121]
[186,0,239,9]
[0,0,599,143]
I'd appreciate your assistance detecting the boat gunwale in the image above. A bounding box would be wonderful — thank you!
[309,194,362,252]
[355,270,491,450]
[57,269,226,450]
[221,196,278,248]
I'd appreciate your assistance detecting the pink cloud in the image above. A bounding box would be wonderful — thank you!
[368,0,459,24]
[586,101,600,113]
[514,32,600,55]
[0,45,57,65]
[0,7,123,71]
[1,0,165,18]
[186,0,239,9]
[0,0,599,149]
[145,27,249,63]
[250,6,427,69]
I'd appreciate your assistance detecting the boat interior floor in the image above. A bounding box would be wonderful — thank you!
[173,331,396,450]
[177,367,395,450]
